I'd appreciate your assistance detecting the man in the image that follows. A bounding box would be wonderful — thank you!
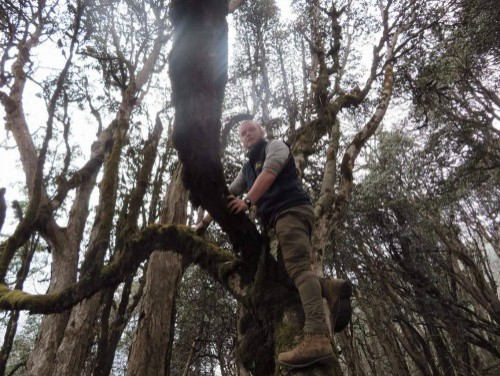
[195,120,352,368]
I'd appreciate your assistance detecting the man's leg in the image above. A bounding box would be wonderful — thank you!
[274,206,333,368]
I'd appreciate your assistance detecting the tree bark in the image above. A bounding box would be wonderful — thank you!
[0,188,5,233]
[4,9,81,374]
[94,274,138,376]
[26,123,114,376]
[25,235,75,376]
[127,164,189,376]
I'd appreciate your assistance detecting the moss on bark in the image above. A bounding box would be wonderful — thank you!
[0,225,239,313]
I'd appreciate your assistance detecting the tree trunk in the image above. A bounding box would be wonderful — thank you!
[48,103,131,375]
[236,304,251,376]
[26,123,112,376]
[8,21,81,375]
[0,311,20,376]
[0,236,37,375]
[51,294,102,376]
[169,0,261,281]
[25,236,76,376]
[93,275,137,376]
[169,2,340,375]
[127,165,188,376]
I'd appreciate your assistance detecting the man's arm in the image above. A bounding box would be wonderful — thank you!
[228,169,247,197]
[228,140,289,214]
[228,171,276,213]
[195,169,247,234]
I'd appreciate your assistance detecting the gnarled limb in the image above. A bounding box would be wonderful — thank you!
[0,224,241,313]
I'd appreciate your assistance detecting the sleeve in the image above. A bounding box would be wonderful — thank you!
[228,169,247,196]
[262,140,290,176]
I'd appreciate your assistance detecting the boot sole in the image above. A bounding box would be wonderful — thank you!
[278,354,334,369]
[333,281,352,333]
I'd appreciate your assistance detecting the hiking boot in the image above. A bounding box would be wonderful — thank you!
[277,333,334,369]
[321,278,352,333]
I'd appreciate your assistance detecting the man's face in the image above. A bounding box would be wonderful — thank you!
[239,122,264,149]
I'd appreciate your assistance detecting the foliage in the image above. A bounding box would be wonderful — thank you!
[170,266,239,376]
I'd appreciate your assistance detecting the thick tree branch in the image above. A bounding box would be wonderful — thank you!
[313,119,340,219]
[50,122,115,210]
[169,0,262,282]
[330,7,416,226]
[0,224,239,313]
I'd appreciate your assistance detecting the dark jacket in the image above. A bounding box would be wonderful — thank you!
[242,139,311,227]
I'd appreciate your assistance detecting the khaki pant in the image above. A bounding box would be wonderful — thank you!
[274,205,329,334]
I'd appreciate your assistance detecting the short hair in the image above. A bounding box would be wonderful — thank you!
[239,120,266,137]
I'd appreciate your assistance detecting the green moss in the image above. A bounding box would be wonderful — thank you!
[2,223,240,314]
[0,284,62,312]
[0,285,30,308]
[275,317,302,355]
[100,259,121,281]
[0,283,9,294]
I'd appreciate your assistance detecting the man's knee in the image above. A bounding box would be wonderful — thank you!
[288,266,316,288]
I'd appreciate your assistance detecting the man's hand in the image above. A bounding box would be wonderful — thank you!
[194,214,213,235]
[194,221,207,235]
[227,195,249,214]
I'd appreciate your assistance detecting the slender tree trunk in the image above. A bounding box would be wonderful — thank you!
[49,102,132,375]
[426,320,456,376]
[0,236,37,375]
[0,311,20,376]
[9,22,81,374]
[0,189,5,233]
[397,322,436,376]
[93,276,135,376]
[181,338,197,376]
[127,165,188,376]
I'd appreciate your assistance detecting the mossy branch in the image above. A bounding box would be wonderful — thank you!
[0,224,237,313]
